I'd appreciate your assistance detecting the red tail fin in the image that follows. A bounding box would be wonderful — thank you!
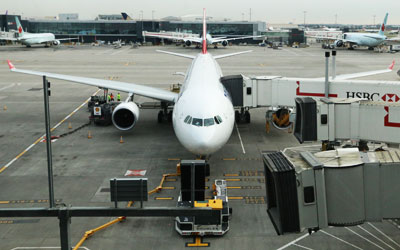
[202,8,207,54]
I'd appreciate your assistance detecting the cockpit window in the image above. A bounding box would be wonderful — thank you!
[214,115,223,124]
[184,115,193,124]
[204,118,215,127]
[192,118,203,127]
[184,115,190,123]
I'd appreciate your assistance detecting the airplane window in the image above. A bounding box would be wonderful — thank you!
[188,116,192,124]
[204,118,215,127]
[192,118,203,127]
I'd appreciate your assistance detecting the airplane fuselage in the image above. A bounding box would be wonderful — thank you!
[18,33,56,46]
[172,53,234,155]
[343,33,386,47]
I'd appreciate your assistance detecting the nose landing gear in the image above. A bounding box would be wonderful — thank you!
[157,102,173,123]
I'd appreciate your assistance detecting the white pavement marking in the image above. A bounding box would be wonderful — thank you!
[368,222,400,248]
[96,48,114,55]
[277,233,310,250]
[110,47,130,56]
[235,122,246,154]
[281,48,300,56]
[358,225,396,250]
[345,227,385,250]
[0,83,15,92]
[0,89,100,174]
[11,247,90,250]
[320,230,363,250]
[292,243,314,250]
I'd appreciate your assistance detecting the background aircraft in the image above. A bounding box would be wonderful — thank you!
[1,17,77,47]
[308,13,399,50]
[143,31,262,48]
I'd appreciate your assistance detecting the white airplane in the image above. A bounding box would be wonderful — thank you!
[308,13,399,50]
[7,9,251,157]
[2,17,77,47]
[144,27,261,48]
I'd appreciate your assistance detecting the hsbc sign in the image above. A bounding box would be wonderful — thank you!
[346,91,380,101]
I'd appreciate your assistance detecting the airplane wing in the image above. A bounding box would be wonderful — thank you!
[143,32,202,43]
[54,38,79,41]
[0,37,18,41]
[7,60,178,103]
[213,50,253,59]
[314,60,395,81]
[212,35,262,43]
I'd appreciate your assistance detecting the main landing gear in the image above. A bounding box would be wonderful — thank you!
[235,107,251,123]
[157,101,172,123]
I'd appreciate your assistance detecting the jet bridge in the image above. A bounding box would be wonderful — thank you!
[263,147,400,235]
[294,97,400,146]
[221,59,400,128]
[262,96,400,235]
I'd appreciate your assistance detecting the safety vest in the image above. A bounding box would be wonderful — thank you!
[117,94,121,100]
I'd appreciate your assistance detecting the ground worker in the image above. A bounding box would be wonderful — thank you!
[117,93,121,101]
[110,93,114,101]
[107,93,111,102]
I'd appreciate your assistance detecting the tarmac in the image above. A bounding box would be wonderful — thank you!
[0,43,399,250]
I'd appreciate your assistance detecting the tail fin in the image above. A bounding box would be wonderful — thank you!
[378,13,388,36]
[15,17,24,36]
[202,8,207,54]
[121,12,132,20]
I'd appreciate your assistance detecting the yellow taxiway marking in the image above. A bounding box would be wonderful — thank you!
[224,173,239,177]
[228,196,244,200]
[227,186,242,189]
[225,178,241,182]
[0,89,101,174]
[161,187,175,190]
[155,197,174,200]
[186,236,209,247]
[0,201,10,204]
[168,158,181,161]
[223,158,236,161]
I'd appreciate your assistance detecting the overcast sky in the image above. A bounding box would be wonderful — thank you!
[2,0,399,25]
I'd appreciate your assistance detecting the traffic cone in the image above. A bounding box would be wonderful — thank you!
[68,122,72,129]
[88,131,92,139]
[120,136,124,143]
[3,105,7,111]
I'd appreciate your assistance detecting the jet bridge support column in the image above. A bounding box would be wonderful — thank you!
[324,52,330,98]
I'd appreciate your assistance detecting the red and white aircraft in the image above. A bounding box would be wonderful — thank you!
[7,9,251,156]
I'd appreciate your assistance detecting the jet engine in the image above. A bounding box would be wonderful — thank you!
[334,40,343,47]
[112,102,140,130]
[185,40,192,47]
[271,108,292,130]
[52,40,61,46]
[221,40,228,47]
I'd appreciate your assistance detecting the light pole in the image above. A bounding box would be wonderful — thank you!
[303,11,307,27]
[152,10,155,20]
[373,15,376,26]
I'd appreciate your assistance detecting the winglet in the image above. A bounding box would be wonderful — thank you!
[388,60,395,70]
[7,60,15,70]
[202,8,207,54]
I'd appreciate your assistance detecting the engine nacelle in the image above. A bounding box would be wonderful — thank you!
[271,108,292,130]
[53,40,61,46]
[112,102,140,130]
[334,40,343,47]
[185,40,192,47]
[221,40,228,47]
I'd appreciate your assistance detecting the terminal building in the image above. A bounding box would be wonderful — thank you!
[0,14,267,44]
